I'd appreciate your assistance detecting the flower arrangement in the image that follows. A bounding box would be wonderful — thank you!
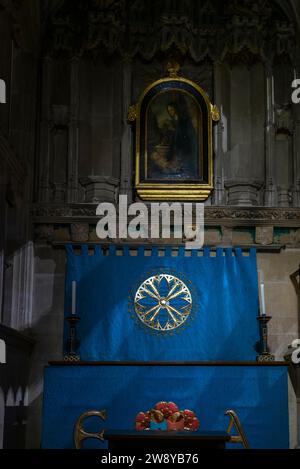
[135,401,200,431]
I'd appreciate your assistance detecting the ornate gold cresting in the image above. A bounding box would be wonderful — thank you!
[166,60,180,78]
[225,409,250,449]
[74,409,107,449]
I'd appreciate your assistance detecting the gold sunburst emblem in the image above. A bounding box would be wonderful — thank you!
[134,274,192,332]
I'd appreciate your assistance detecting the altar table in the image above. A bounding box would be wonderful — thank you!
[41,362,289,449]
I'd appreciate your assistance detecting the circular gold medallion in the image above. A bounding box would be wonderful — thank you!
[134,273,192,332]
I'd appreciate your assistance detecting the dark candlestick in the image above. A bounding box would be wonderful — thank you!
[256,315,275,362]
[64,315,80,361]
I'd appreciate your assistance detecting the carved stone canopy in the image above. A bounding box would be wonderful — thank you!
[45,0,296,63]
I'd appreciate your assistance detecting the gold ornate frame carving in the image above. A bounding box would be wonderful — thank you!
[128,63,219,201]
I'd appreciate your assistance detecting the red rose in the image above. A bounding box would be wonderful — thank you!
[136,412,146,423]
[188,417,200,431]
[183,409,195,419]
[155,401,170,417]
[155,401,167,411]
[167,402,179,414]
[136,422,147,431]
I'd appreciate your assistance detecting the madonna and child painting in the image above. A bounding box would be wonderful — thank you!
[146,90,202,181]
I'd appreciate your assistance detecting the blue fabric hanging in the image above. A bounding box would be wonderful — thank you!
[42,364,289,449]
[64,246,260,361]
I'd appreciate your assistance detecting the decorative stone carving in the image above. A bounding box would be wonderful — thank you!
[80,176,119,203]
[70,223,89,242]
[46,1,296,63]
[255,226,274,245]
[31,217,300,249]
[31,205,300,225]
[225,180,263,206]
[223,46,262,69]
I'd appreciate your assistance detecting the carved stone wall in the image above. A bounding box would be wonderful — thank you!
[1,0,300,449]
[29,1,300,449]
[34,0,300,208]
[45,0,297,63]
[0,0,42,450]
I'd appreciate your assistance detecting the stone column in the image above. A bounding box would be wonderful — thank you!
[67,56,80,203]
[38,56,52,202]
[10,242,34,330]
[120,59,133,203]
[293,116,300,207]
[213,120,226,205]
[213,63,226,205]
[0,156,5,321]
[264,63,277,206]
[292,65,300,207]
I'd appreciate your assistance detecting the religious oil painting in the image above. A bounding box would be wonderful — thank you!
[129,66,219,200]
[146,91,202,181]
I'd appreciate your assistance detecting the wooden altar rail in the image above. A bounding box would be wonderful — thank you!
[49,361,288,366]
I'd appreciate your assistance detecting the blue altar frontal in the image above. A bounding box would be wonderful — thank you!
[41,363,289,449]
[41,246,290,449]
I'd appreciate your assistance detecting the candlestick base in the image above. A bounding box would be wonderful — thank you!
[256,315,274,362]
[64,354,81,362]
[256,352,275,362]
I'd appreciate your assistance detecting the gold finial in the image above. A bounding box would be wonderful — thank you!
[166,61,180,78]
[127,104,137,122]
[211,104,220,122]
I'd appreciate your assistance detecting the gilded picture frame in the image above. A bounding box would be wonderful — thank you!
[128,63,219,201]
